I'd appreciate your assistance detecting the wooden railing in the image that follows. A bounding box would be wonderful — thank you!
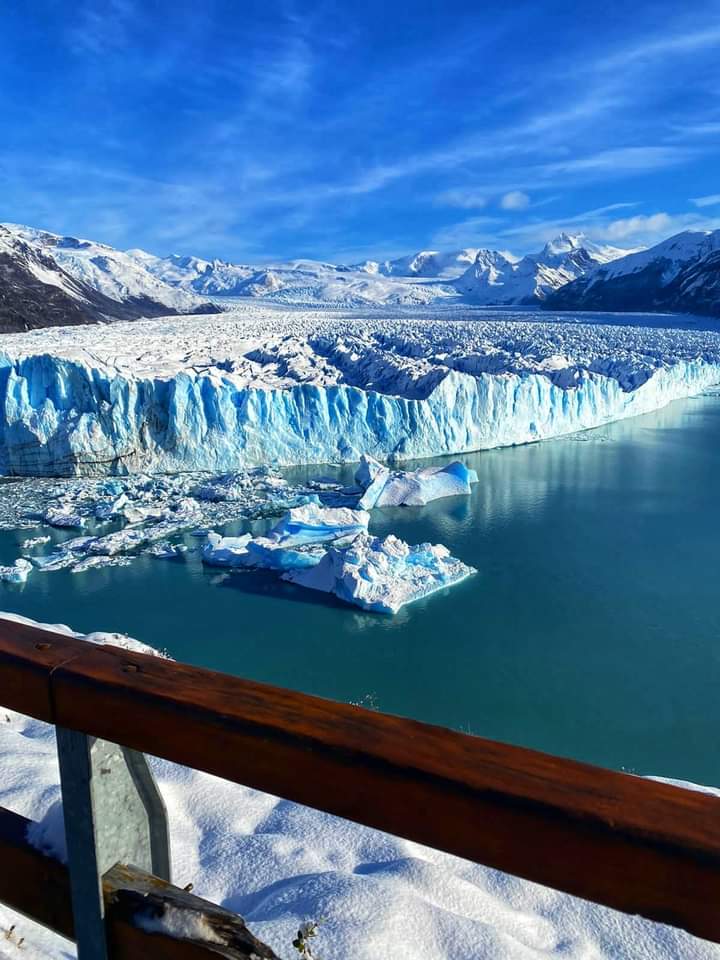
[0,616,719,956]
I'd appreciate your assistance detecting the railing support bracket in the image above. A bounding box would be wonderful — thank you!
[56,727,171,960]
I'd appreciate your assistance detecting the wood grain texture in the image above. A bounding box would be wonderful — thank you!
[1,618,719,943]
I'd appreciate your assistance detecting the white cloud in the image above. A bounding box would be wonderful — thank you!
[500,191,530,210]
[691,194,720,208]
[436,189,487,209]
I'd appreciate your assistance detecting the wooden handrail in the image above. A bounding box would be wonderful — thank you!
[1,617,719,943]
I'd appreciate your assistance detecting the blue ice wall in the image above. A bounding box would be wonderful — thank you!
[0,353,718,476]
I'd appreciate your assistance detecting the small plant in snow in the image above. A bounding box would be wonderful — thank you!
[292,919,323,958]
[3,925,25,948]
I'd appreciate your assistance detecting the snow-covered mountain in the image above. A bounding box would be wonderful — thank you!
[354,249,481,279]
[545,229,720,317]
[456,233,631,304]
[0,224,218,331]
[135,250,456,306]
[132,234,632,308]
[0,225,172,333]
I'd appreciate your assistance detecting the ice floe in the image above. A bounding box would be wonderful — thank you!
[0,558,33,583]
[203,504,370,573]
[284,533,476,614]
[202,505,474,614]
[356,454,478,508]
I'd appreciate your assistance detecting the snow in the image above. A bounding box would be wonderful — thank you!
[131,233,634,307]
[356,455,478,508]
[0,305,719,477]
[2,224,214,315]
[588,229,720,286]
[284,532,476,614]
[354,249,482,279]
[0,610,719,960]
[136,248,457,306]
[457,233,631,304]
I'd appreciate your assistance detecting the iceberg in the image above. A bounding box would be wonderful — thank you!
[355,454,478,508]
[0,558,33,583]
[1,309,719,477]
[283,533,476,614]
[147,542,189,559]
[42,505,86,528]
[202,533,252,567]
[21,535,51,550]
[202,504,370,571]
[266,503,370,546]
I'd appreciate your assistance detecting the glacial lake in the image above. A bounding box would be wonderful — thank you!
[1,391,719,786]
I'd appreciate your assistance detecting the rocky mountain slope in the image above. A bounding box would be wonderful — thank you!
[545,230,720,317]
[0,224,219,332]
[456,233,630,304]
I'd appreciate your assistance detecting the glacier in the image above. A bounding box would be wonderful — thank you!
[1,306,720,477]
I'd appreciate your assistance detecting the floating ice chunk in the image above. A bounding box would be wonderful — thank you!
[33,536,98,571]
[283,532,476,614]
[43,506,86,529]
[147,542,189,559]
[244,538,326,571]
[95,493,130,520]
[193,468,290,502]
[202,532,252,567]
[268,503,370,547]
[201,504,370,571]
[71,555,134,574]
[0,558,33,583]
[21,535,51,550]
[355,456,391,509]
[355,455,478,508]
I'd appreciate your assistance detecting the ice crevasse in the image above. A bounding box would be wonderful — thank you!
[1,348,719,477]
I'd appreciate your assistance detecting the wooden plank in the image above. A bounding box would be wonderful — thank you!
[0,619,87,721]
[0,806,74,939]
[1,621,720,942]
[0,806,277,958]
[103,863,279,959]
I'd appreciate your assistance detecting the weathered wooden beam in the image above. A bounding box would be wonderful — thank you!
[0,806,278,958]
[1,619,720,942]
[0,805,74,939]
[103,863,278,959]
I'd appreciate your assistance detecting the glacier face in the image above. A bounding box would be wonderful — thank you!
[1,306,720,477]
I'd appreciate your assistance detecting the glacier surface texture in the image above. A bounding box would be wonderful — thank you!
[1,306,720,476]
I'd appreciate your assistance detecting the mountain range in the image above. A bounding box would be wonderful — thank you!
[1,221,719,333]
[545,230,720,316]
[0,225,218,333]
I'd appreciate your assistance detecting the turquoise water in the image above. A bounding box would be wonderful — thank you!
[2,393,720,785]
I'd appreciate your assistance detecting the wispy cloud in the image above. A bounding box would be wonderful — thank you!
[4,1,720,260]
[67,0,140,56]
[691,194,720,208]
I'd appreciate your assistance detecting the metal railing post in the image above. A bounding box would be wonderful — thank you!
[56,728,171,959]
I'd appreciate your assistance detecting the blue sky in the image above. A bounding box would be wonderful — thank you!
[2,0,720,262]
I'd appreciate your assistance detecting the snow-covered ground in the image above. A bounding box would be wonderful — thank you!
[1,304,719,476]
[0,612,718,960]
